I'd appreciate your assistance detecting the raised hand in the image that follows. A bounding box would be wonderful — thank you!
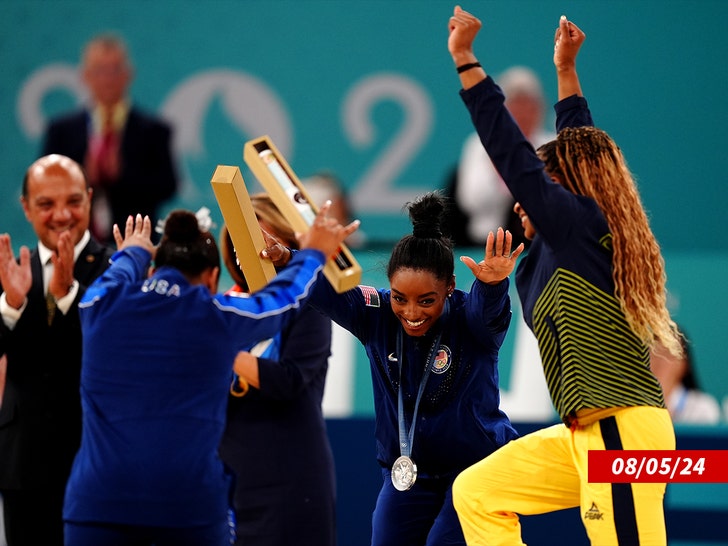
[0,234,32,310]
[297,201,360,259]
[460,227,525,285]
[554,15,586,71]
[448,6,487,90]
[113,214,155,255]
[554,15,586,100]
[47,230,76,300]
[448,6,481,60]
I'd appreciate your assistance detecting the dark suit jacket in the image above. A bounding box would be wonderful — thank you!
[41,106,178,231]
[0,238,114,489]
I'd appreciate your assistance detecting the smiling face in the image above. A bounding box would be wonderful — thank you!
[513,168,564,241]
[513,202,536,240]
[22,155,91,251]
[389,268,455,337]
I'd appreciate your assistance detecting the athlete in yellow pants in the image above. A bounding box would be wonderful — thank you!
[453,407,674,545]
[447,6,683,545]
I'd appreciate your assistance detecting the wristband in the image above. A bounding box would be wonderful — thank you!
[456,62,481,74]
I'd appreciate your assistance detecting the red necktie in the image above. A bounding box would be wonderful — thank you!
[93,110,120,185]
[87,109,119,240]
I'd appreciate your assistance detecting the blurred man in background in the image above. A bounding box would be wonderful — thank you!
[42,33,178,243]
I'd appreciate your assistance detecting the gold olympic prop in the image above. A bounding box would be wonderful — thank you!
[243,136,361,293]
[210,165,277,293]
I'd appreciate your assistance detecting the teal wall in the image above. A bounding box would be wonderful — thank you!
[2,1,727,249]
[2,1,727,412]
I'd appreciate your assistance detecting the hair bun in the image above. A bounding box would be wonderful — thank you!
[408,192,446,239]
[163,210,200,244]
[412,222,442,239]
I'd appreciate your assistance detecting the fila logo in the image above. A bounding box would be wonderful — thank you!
[584,502,604,520]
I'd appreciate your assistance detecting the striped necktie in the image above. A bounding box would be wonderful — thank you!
[44,256,56,326]
[46,292,56,326]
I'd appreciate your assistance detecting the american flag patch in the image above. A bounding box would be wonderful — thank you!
[359,285,380,307]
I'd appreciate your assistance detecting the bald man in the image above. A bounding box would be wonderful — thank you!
[0,154,114,546]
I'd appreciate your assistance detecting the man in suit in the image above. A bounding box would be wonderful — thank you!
[0,154,115,546]
[42,33,178,243]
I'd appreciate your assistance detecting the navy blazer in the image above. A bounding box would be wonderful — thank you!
[0,238,114,489]
[41,107,178,230]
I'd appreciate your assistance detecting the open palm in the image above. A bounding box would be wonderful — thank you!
[461,228,524,285]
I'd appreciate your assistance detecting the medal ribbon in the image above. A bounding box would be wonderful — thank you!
[396,300,448,460]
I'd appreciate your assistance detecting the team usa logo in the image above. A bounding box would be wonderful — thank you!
[431,345,451,374]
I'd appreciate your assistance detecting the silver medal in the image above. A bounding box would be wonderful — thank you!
[391,455,417,491]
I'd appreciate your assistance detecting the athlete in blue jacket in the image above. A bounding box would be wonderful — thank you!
[63,208,358,546]
[274,192,522,545]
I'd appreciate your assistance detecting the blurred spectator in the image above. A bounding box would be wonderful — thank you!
[302,171,365,248]
[651,331,722,424]
[42,32,178,243]
[453,66,554,248]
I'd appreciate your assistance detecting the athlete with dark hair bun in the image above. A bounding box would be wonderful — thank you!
[62,206,357,546]
[273,191,523,545]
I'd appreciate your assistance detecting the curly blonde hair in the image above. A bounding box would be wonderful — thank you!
[538,127,682,357]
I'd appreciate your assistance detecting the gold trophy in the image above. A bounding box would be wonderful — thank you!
[210,165,277,293]
[244,136,362,293]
